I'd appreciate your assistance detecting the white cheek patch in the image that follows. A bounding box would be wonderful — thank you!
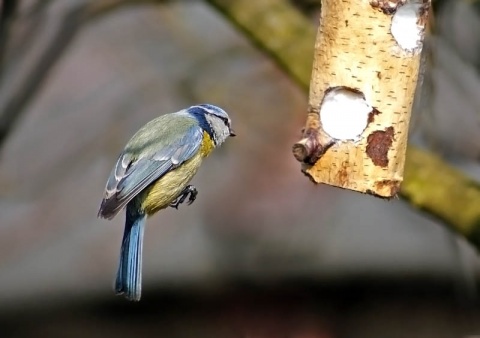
[205,114,229,146]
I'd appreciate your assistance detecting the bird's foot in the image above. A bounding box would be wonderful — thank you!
[170,185,198,209]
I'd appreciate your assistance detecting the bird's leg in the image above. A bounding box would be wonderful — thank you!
[170,185,198,209]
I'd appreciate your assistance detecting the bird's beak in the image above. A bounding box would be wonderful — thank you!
[230,129,236,137]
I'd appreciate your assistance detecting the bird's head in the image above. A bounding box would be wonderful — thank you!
[188,104,236,146]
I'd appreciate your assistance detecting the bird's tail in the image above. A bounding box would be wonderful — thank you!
[115,205,146,301]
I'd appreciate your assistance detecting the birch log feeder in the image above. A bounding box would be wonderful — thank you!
[293,0,431,198]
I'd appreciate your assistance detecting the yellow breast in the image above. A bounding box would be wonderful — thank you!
[141,151,203,215]
[140,132,214,215]
[200,131,215,157]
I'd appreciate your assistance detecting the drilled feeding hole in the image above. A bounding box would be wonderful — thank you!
[320,87,372,141]
[390,2,424,52]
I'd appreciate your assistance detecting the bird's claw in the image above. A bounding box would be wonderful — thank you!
[170,185,198,209]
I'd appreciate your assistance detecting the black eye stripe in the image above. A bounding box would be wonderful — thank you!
[220,116,229,126]
[188,105,231,134]
[194,105,230,127]
[208,113,229,127]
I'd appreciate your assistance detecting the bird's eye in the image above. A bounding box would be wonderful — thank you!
[219,116,230,127]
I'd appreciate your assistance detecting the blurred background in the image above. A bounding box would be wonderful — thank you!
[1,0,480,337]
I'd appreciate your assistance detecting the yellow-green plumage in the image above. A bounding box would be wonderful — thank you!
[141,150,201,214]
[140,131,215,215]
[199,131,216,158]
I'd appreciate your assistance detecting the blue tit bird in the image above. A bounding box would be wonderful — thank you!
[98,104,235,301]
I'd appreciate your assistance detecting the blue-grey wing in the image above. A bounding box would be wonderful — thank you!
[98,126,203,219]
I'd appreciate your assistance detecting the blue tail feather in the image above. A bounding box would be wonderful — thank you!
[115,204,146,301]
